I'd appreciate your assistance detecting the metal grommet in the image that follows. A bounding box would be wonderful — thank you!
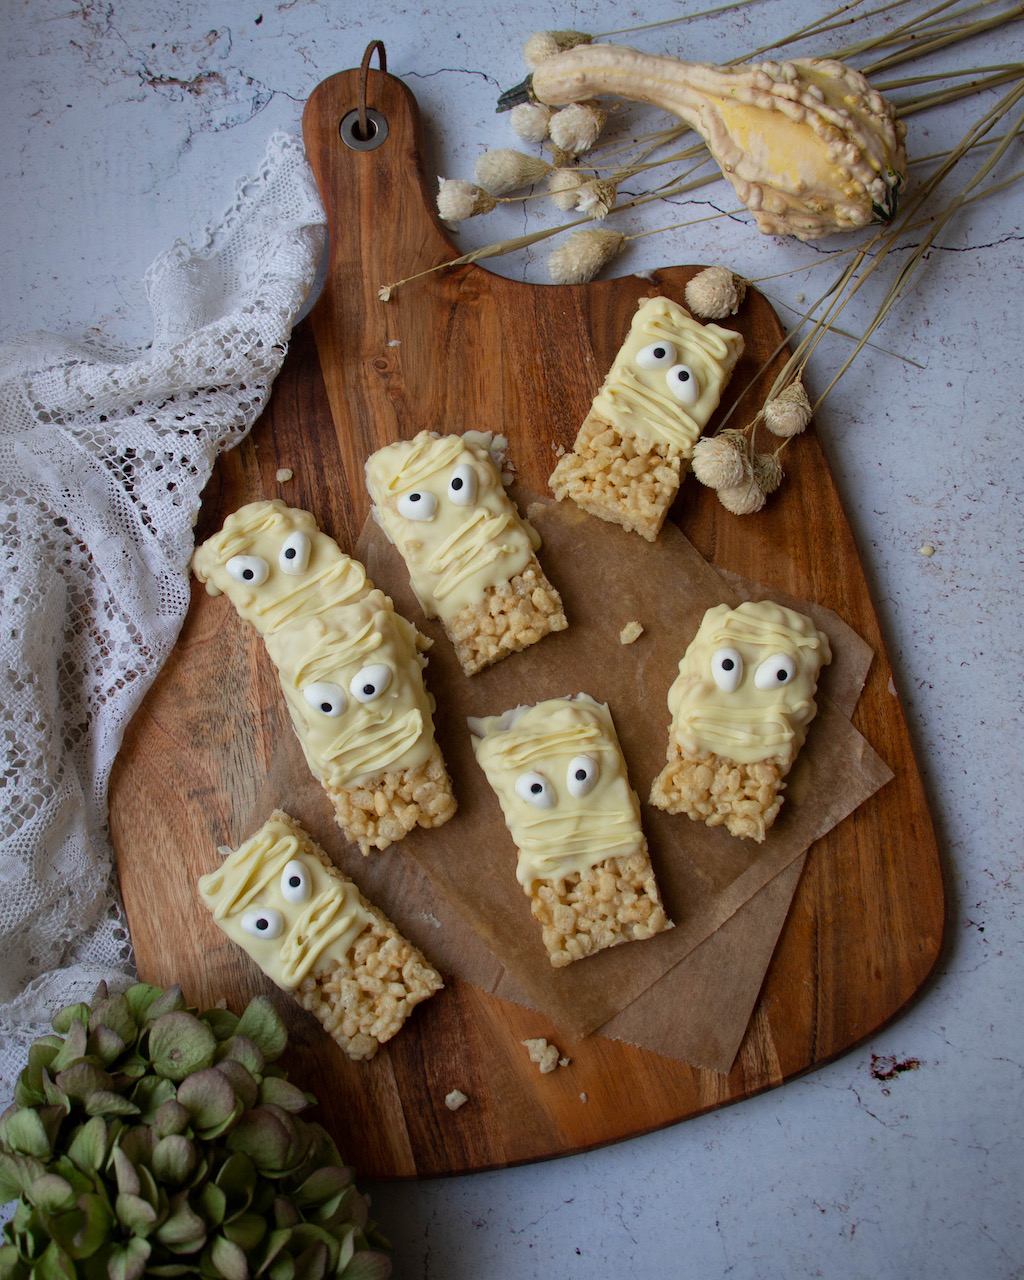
[340,107,388,151]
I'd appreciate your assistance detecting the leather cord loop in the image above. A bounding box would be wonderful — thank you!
[357,41,387,140]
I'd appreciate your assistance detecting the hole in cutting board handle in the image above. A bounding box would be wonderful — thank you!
[340,107,389,150]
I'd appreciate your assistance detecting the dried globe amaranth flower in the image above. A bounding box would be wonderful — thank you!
[764,381,813,437]
[510,102,553,144]
[436,178,497,222]
[547,228,627,284]
[576,178,619,219]
[473,149,554,196]
[547,168,586,211]
[753,452,783,494]
[0,981,391,1280]
[548,103,608,156]
[684,266,748,320]
[523,30,591,70]
[691,430,749,489]
[714,453,766,514]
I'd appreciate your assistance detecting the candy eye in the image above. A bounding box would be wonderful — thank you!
[350,664,392,703]
[666,364,700,405]
[279,532,311,575]
[225,555,269,586]
[514,772,556,809]
[303,681,347,717]
[280,860,311,905]
[240,907,283,939]
[754,653,797,690]
[448,463,478,507]
[397,490,437,521]
[566,755,599,798]
[636,341,677,370]
[711,647,744,692]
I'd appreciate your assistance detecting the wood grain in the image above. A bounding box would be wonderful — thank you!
[108,65,945,1178]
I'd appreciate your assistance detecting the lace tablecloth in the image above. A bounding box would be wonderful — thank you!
[0,131,326,1096]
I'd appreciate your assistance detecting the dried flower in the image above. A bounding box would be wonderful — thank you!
[436,177,498,221]
[764,380,813,437]
[510,101,553,144]
[474,148,554,195]
[547,228,627,284]
[548,102,608,156]
[685,265,748,320]
[753,452,783,494]
[547,168,586,211]
[576,178,619,220]
[522,29,591,70]
[691,430,749,489]
[717,460,767,515]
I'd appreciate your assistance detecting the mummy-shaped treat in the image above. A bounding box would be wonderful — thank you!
[266,590,455,852]
[650,601,832,841]
[550,295,744,541]
[365,431,568,675]
[191,499,372,633]
[199,811,443,1060]
[471,695,671,967]
[192,500,456,853]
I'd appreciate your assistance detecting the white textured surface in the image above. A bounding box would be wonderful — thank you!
[3,2,1021,1277]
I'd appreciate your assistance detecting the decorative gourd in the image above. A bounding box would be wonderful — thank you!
[499,43,907,241]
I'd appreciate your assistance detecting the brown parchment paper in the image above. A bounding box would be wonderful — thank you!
[341,495,893,1042]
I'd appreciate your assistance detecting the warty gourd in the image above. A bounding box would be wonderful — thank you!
[499,43,908,241]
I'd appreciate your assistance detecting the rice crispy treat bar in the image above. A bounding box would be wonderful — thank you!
[365,430,567,675]
[650,600,832,841]
[470,695,672,968]
[198,811,443,1061]
[192,501,456,853]
[550,295,744,541]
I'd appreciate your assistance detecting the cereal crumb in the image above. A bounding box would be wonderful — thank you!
[276,467,294,483]
[796,292,806,303]
[919,543,935,557]
[444,1089,469,1111]
[619,620,644,644]
[579,1092,588,1103]
[521,1037,562,1074]
[553,443,565,457]
[387,339,402,347]
[558,1056,571,1068]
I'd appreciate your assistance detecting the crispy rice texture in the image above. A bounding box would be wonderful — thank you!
[649,744,786,843]
[548,412,683,543]
[529,844,672,968]
[328,741,456,855]
[270,813,443,1061]
[445,555,567,676]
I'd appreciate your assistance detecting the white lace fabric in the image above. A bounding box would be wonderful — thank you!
[0,131,327,1099]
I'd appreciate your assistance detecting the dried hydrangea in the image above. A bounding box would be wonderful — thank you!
[510,102,553,144]
[548,103,608,155]
[764,380,813,437]
[522,29,591,69]
[684,265,748,320]
[547,228,627,284]
[473,149,553,196]
[547,168,586,211]
[691,430,749,489]
[436,178,497,221]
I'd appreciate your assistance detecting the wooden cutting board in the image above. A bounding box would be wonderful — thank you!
[109,63,945,1178]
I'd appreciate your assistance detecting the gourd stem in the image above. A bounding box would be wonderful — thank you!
[497,76,535,112]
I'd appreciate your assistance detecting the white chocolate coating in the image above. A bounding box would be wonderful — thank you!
[191,500,370,634]
[667,601,831,767]
[365,431,541,621]
[591,296,744,455]
[471,695,645,894]
[266,590,437,788]
[198,815,373,991]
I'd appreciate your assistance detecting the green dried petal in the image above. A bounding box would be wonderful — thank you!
[210,1235,248,1280]
[214,1063,259,1112]
[0,1153,45,1202]
[110,1147,141,1197]
[147,1267,195,1276]
[149,1014,218,1083]
[27,1174,75,1213]
[82,1091,140,1119]
[225,1111,292,1175]
[106,1236,151,1280]
[88,995,137,1048]
[338,1253,391,1280]
[139,987,187,1026]
[132,1076,179,1122]
[151,1135,196,1186]
[290,1236,331,1280]
[267,1254,294,1280]
[51,1004,91,1036]
[200,1181,227,1228]
[234,1000,287,1064]
[66,1117,108,1174]
[292,1168,352,1211]
[214,1153,257,1205]
[55,1057,114,1106]
[272,1199,300,1231]
[198,1010,240,1042]
[223,1213,266,1253]
[0,1109,51,1160]
[114,1191,159,1237]
[118,1057,149,1081]
[257,1079,309,1116]
[125,984,166,1024]
[215,1037,265,1079]
[154,1192,207,1255]
[48,1021,88,1074]
[87,1027,127,1067]
[176,1070,239,1138]
[34,1240,75,1280]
